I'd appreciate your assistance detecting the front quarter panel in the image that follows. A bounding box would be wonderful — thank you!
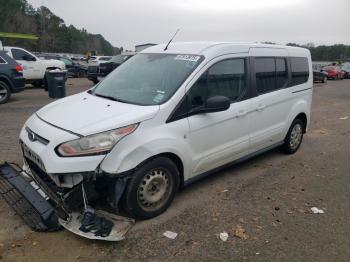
[100,118,192,180]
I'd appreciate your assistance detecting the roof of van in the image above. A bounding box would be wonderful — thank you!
[141,42,310,57]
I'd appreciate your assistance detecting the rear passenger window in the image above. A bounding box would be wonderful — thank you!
[189,58,246,108]
[290,57,309,86]
[0,56,6,64]
[276,58,288,88]
[255,57,288,94]
[255,58,276,94]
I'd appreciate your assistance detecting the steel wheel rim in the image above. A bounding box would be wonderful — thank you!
[289,123,302,150]
[137,168,172,212]
[0,84,8,102]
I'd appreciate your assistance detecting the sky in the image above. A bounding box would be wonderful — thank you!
[27,0,350,50]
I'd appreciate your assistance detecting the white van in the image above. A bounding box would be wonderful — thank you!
[20,42,312,221]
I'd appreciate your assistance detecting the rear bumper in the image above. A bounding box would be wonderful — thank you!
[10,76,25,93]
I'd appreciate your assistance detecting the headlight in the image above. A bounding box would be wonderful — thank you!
[56,124,138,157]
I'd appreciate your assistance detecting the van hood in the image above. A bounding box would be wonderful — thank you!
[36,92,159,136]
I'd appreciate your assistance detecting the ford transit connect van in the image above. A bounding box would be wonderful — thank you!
[19,42,312,222]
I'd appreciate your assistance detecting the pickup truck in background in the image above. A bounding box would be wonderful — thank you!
[3,46,65,87]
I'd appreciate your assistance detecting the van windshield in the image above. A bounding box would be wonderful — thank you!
[92,53,204,105]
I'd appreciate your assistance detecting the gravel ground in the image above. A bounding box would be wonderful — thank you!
[0,78,349,261]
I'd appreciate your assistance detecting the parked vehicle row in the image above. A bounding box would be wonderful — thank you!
[3,46,65,87]
[312,62,350,82]
[19,43,313,227]
[38,55,87,78]
[0,50,25,104]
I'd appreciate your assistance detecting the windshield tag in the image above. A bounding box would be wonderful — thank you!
[153,93,164,103]
[157,90,165,94]
[175,55,200,62]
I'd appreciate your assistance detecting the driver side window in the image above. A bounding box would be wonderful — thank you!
[188,58,247,110]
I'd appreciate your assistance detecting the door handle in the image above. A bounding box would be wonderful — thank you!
[236,110,247,118]
[256,104,266,111]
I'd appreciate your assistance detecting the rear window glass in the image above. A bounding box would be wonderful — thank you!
[290,57,309,86]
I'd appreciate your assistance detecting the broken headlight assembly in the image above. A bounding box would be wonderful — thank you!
[56,123,138,157]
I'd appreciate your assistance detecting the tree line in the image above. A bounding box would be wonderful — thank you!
[0,0,121,55]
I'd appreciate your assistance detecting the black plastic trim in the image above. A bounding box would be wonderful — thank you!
[292,87,312,93]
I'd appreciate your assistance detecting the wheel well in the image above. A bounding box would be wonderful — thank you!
[46,67,59,71]
[294,113,307,132]
[145,153,184,188]
[0,77,12,91]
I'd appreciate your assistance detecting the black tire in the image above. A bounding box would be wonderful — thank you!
[123,157,180,220]
[280,119,304,155]
[92,79,99,84]
[32,80,43,88]
[78,70,86,78]
[0,80,11,104]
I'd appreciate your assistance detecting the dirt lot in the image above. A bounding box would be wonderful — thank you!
[0,78,349,261]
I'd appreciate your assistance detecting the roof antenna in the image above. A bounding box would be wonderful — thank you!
[164,29,180,51]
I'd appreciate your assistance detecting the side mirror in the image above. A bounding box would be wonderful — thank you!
[191,96,231,115]
[205,96,231,113]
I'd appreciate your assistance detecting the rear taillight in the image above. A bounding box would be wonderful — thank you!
[15,65,23,72]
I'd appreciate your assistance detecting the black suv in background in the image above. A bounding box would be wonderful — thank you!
[97,53,135,80]
[39,55,87,78]
[0,51,25,104]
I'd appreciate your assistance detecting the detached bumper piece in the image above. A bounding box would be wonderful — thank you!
[59,210,135,241]
[0,163,60,231]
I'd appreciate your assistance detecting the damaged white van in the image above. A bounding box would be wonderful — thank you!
[18,42,312,233]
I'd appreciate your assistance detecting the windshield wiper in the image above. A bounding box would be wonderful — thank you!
[94,93,129,103]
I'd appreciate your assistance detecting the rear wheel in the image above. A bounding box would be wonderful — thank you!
[123,157,180,219]
[280,119,304,154]
[0,80,11,104]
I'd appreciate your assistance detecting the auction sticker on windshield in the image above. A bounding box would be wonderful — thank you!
[175,55,201,62]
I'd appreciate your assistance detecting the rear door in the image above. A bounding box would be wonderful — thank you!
[248,48,291,151]
[186,57,253,176]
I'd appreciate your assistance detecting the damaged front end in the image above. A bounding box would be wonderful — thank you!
[0,160,135,241]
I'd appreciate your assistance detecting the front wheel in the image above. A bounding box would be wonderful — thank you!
[122,157,180,219]
[280,119,304,154]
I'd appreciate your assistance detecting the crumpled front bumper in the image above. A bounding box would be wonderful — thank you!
[0,162,135,241]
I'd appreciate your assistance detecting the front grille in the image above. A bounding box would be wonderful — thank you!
[21,141,46,172]
[25,157,63,195]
